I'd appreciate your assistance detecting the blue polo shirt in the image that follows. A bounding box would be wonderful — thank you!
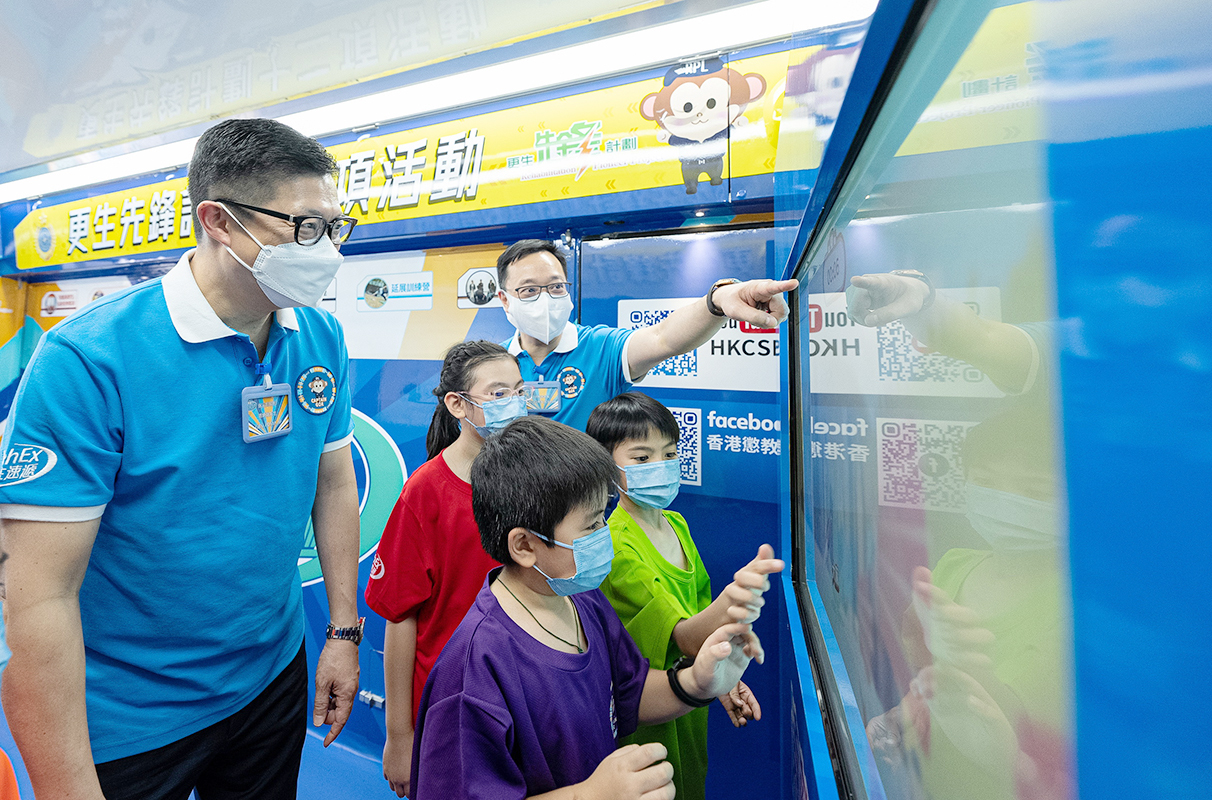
[504,322,638,431]
[0,251,353,763]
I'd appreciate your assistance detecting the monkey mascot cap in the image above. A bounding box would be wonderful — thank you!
[663,57,727,86]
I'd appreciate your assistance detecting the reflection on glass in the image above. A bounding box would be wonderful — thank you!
[773,21,871,275]
[796,3,1074,799]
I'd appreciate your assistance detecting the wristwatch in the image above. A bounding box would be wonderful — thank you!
[705,278,741,317]
[667,656,715,708]
[326,617,365,646]
[889,269,935,310]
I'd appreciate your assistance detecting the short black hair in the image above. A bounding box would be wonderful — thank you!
[472,416,617,565]
[587,392,681,456]
[496,240,567,291]
[188,118,338,236]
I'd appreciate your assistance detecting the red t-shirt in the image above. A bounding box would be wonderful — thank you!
[365,450,500,721]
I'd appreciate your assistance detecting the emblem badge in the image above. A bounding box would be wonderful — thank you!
[557,366,586,399]
[296,366,337,414]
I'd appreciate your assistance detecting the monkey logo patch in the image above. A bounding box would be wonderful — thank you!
[296,366,337,414]
[640,58,766,195]
[557,367,586,400]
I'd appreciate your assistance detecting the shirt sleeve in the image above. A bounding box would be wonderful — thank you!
[412,691,525,800]
[585,325,637,396]
[0,330,122,511]
[601,541,696,670]
[594,590,651,740]
[364,493,434,623]
[324,317,354,451]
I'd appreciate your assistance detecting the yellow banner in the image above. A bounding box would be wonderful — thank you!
[896,2,1042,156]
[15,52,789,271]
[14,178,195,270]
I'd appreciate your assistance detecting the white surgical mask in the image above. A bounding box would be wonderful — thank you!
[506,291,574,344]
[222,203,344,308]
[964,481,1058,552]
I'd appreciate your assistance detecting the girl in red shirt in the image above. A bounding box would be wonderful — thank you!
[365,340,525,797]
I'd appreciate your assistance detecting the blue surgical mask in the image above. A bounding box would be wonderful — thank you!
[531,524,614,596]
[461,393,527,439]
[618,458,681,509]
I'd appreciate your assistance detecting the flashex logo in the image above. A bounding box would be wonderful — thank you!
[0,444,58,486]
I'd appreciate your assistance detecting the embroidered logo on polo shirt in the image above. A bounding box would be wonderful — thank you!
[558,366,585,399]
[0,444,58,487]
[296,366,336,414]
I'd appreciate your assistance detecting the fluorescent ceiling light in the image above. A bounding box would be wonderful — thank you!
[0,137,200,206]
[0,0,876,206]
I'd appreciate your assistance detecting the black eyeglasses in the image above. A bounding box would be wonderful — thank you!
[511,282,571,302]
[216,199,358,246]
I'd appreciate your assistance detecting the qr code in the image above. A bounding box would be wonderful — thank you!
[876,417,977,512]
[629,309,673,327]
[668,407,702,486]
[876,321,986,384]
[628,309,698,377]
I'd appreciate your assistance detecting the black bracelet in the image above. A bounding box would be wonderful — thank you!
[667,658,714,708]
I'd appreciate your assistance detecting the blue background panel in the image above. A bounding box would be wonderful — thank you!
[579,227,788,799]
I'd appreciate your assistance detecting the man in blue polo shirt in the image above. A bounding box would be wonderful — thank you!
[0,119,362,800]
[496,240,798,431]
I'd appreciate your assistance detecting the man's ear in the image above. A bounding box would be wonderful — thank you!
[196,200,235,247]
[507,527,538,568]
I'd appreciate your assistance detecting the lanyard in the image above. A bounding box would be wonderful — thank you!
[241,359,293,443]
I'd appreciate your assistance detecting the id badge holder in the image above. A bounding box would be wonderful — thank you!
[242,377,293,443]
[523,380,561,415]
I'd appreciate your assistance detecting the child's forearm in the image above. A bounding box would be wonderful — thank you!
[638,666,710,725]
[672,595,731,657]
[383,616,418,736]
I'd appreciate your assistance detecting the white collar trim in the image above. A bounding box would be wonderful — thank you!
[507,321,579,356]
[162,249,298,343]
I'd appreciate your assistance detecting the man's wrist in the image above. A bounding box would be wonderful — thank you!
[326,617,365,646]
[705,278,741,317]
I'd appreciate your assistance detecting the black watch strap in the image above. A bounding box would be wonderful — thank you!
[667,657,714,708]
[706,278,741,317]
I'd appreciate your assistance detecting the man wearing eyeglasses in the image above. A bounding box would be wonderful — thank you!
[0,119,361,800]
[496,240,799,431]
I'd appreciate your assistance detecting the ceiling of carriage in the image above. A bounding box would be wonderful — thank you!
[0,0,670,177]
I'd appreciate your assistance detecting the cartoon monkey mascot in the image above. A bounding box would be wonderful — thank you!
[640,57,766,194]
[786,41,860,143]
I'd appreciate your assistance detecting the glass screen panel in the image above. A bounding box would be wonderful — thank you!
[796,3,1075,799]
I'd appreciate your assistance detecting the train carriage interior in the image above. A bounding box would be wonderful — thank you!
[0,0,1208,798]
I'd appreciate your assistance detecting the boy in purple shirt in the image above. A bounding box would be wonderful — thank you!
[410,416,782,800]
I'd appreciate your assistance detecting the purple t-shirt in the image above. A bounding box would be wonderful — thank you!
[410,567,650,799]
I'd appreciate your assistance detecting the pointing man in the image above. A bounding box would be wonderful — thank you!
[496,239,798,430]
